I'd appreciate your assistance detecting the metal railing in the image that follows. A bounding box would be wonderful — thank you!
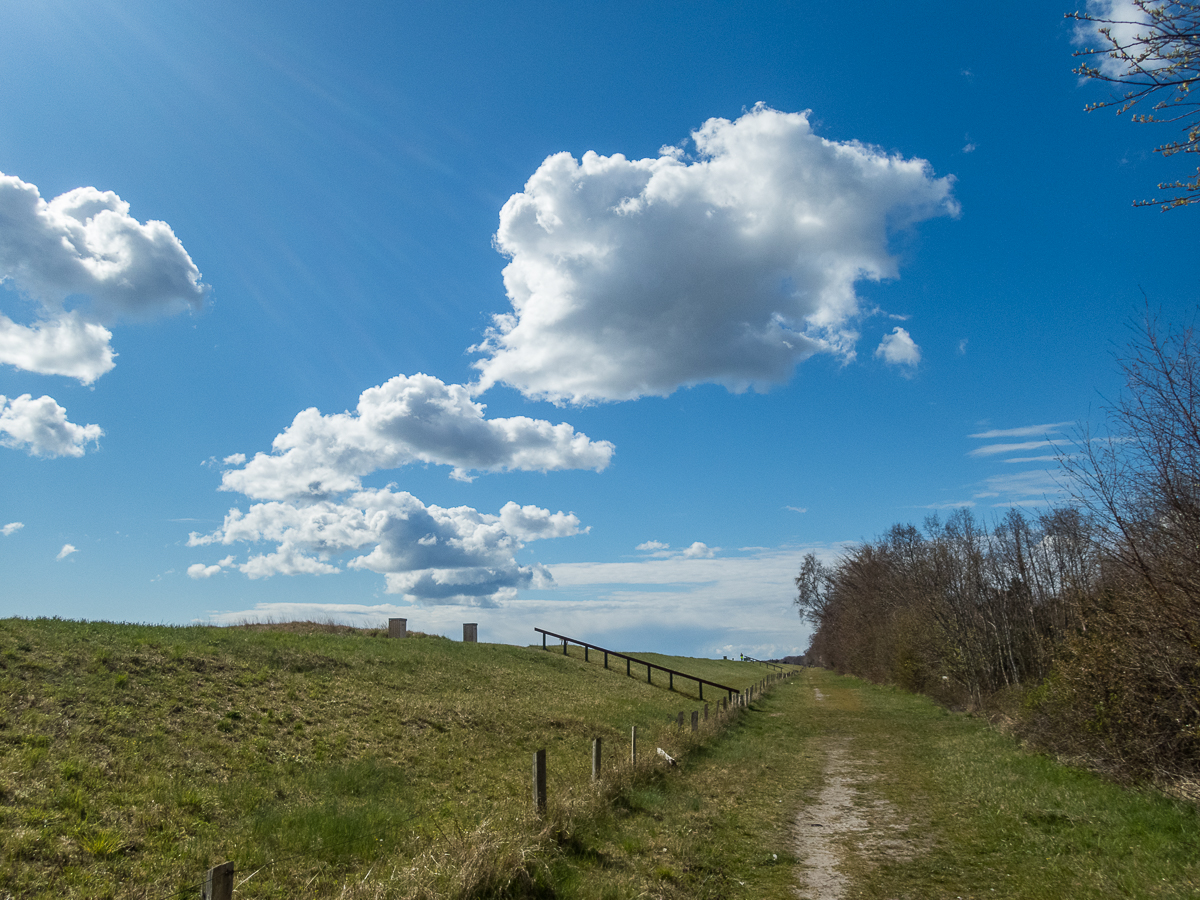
[534,627,739,702]
[739,653,787,672]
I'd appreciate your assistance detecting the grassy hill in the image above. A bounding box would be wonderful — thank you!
[0,618,774,899]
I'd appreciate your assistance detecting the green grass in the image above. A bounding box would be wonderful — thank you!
[3,619,1196,899]
[0,618,767,899]
[559,668,1200,899]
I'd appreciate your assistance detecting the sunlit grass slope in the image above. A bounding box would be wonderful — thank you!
[0,618,768,899]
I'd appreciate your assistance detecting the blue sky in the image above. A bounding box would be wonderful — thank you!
[1,0,1196,658]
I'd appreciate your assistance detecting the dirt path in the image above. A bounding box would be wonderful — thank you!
[792,689,919,899]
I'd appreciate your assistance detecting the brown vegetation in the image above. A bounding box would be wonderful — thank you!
[799,315,1200,784]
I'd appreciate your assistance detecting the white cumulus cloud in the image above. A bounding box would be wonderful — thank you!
[471,104,957,404]
[56,543,77,560]
[0,170,208,383]
[875,326,921,368]
[0,393,102,457]
[219,372,614,500]
[2,521,24,536]
[187,562,223,579]
[0,314,115,384]
[681,541,717,559]
[189,489,583,606]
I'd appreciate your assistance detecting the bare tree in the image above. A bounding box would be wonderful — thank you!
[1068,1,1200,208]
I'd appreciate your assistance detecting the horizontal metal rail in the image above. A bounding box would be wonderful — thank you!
[535,627,739,701]
[739,653,787,671]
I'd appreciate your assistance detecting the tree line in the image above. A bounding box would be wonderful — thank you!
[797,317,1200,782]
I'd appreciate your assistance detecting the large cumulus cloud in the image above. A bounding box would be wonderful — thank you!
[219,372,615,500]
[471,104,958,404]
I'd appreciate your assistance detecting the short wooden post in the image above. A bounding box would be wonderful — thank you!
[626,658,631,676]
[532,749,546,815]
[699,681,704,701]
[604,651,608,668]
[592,737,602,782]
[584,645,589,662]
[563,639,568,655]
[669,671,674,691]
[202,862,234,900]
[631,725,637,765]
[647,664,652,684]
[704,702,709,721]
[542,631,547,649]
[387,618,407,638]
[463,623,477,643]
[676,711,684,728]
[691,710,698,732]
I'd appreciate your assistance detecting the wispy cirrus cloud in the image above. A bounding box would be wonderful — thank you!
[968,422,1073,440]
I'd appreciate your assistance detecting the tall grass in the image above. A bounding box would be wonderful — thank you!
[0,617,764,899]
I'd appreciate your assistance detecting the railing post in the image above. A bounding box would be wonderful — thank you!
[542,631,547,650]
[592,737,602,782]
[585,645,589,662]
[604,651,608,669]
[563,639,568,655]
[669,671,674,691]
[699,681,704,701]
[647,664,652,684]
[626,658,631,676]
[202,862,234,900]
[533,749,547,815]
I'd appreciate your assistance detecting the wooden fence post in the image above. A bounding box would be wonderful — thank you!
[463,623,478,643]
[532,749,547,815]
[592,737,602,782]
[704,702,709,722]
[202,862,234,900]
[387,618,407,639]
[676,711,684,728]
[690,710,698,732]
[630,725,637,766]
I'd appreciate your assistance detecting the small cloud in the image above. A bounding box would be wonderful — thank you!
[957,338,968,355]
[1003,455,1062,464]
[785,506,807,514]
[56,543,77,560]
[222,453,246,466]
[875,327,921,369]
[2,522,23,536]
[188,562,222,579]
[915,500,977,510]
[681,541,717,559]
[962,143,976,154]
[637,540,669,552]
